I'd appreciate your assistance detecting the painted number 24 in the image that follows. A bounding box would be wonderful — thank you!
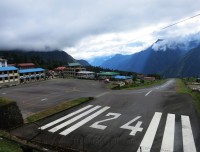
[90,113,143,136]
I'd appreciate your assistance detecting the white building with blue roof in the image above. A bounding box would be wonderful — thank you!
[0,58,20,87]
[19,68,45,83]
[0,57,45,87]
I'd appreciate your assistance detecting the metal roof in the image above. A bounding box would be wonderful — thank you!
[77,71,94,74]
[55,66,66,70]
[98,72,120,76]
[19,68,45,73]
[68,63,81,67]
[18,63,35,67]
[0,66,18,72]
[0,58,7,62]
[114,75,132,80]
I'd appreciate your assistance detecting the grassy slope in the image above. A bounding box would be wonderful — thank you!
[0,138,22,152]
[111,79,167,90]
[0,97,14,107]
[0,137,40,152]
[176,79,200,114]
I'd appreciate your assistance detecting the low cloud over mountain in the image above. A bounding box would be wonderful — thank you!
[152,33,200,52]
[100,33,200,77]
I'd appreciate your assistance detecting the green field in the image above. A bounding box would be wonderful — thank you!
[0,138,22,152]
[0,97,14,107]
[110,79,167,90]
[176,79,200,114]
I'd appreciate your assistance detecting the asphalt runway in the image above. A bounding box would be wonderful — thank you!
[10,79,200,152]
[0,79,108,117]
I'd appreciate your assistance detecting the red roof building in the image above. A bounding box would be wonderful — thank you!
[137,74,144,79]
[8,64,16,67]
[54,66,66,71]
[18,63,35,69]
[143,77,156,81]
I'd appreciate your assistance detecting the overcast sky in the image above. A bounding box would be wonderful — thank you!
[1,0,200,60]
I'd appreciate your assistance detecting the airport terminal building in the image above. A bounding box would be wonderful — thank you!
[19,68,45,83]
[0,66,19,87]
[63,63,86,78]
[0,58,19,87]
[0,57,45,87]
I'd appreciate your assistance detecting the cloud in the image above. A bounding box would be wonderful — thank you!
[0,0,200,56]
[64,30,154,59]
[152,32,200,51]
[127,42,146,47]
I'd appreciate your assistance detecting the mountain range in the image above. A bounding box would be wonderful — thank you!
[77,59,91,66]
[89,56,113,66]
[164,45,200,77]
[98,33,200,77]
[0,49,90,69]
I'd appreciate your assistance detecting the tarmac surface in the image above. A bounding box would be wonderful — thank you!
[0,79,108,118]
[3,79,200,151]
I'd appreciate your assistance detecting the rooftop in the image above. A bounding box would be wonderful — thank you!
[77,71,94,74]
[55,66,66,71]
[0,66,18,72]
[114,75,133,80]
[0,58,7,62]
[98,72,120,76]
[18,63,35,67]
[8,64,16,66]
[19,68,45,73]
[68,63,81,67]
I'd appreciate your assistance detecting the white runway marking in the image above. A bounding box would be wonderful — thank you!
[160,113,175,152]
[40,105,197,152]
[120,116,143,136]
[40,105,93,130]
[137,112,162,152]
[49,105,101,133]
[60,106,110,136]
[91,112,121,130]
[41,98,48,101]
[95,92,109,98]
[181,115,197,152]
[145,90,152,96]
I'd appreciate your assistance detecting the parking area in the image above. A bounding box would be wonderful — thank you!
[0,79,108,118]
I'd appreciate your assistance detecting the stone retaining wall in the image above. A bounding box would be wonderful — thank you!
[0,102,23,130]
